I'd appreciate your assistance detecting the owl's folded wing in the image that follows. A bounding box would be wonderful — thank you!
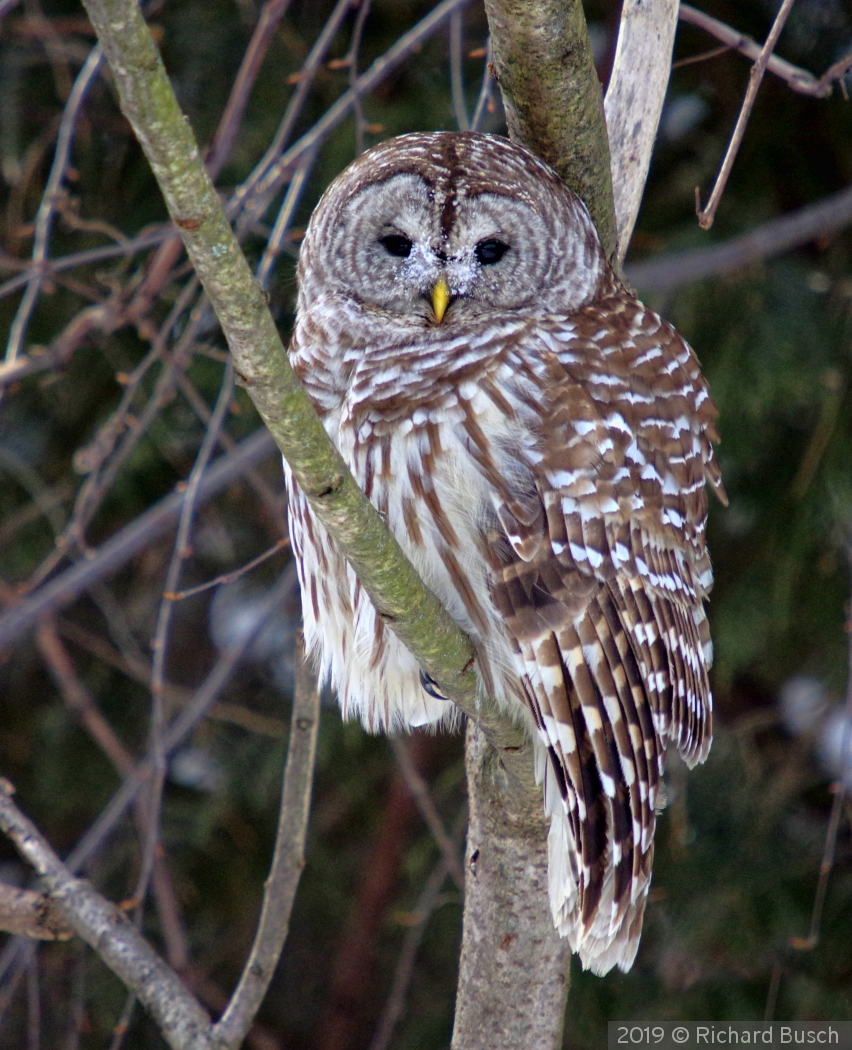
[481,299,723,965]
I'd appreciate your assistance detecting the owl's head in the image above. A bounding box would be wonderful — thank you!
[297,133,610,331]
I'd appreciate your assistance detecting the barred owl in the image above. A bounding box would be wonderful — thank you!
[285,132,725,975]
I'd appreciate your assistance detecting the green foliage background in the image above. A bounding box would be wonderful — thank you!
[0,0,851,1047]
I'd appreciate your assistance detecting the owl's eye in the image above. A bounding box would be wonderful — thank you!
[475,239,509,265]
[379,234,412,258]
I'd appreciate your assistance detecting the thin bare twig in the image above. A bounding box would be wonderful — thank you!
[36,617,135,775]
[61,945,86,1050]
[256,147,316,290]
[106,992,137,1050]
[23,0,73,104]
[789,553,852,952]
[763,551,852,1030]
[25,954,39,1050]
[671,43,732,71]
[166,539,290,602]
[793,773,846,954]
[764,959,783,1022]
[36,616,191,969]
[0,482,72,546]
[815,48,852,97]
[0,446,66,537]
[4,43,103,365]
[696,0,798,230]
[346,0,373,156]
[469,37,494,133]
[205,0,293,178]
[211,634,320,1049]
[174,371,287,530]
[449,8,469,131]
[140,360,236,914]
[231,0,354,224]
[369,811,466,1050]
[679,4,831,98]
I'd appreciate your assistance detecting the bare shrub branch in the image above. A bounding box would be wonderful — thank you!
[696,0,798,229]
[212,635,320,1048]
[679,4,846,98]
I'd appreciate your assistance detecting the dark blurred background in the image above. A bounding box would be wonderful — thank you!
[0,0,851,1047]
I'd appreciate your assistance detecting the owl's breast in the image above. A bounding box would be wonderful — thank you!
[331,354,547,713]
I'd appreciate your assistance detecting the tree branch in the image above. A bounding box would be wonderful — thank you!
[389,736,465,890]
[369,811,467,1050]
[0,882,73,941]
[0,780,214,1050]
[204,0,293,178]
[696,0,798,229]
[482,0,616,258]
[450,724,571,1050]
[626,182,852,295]
[604,0,679,263]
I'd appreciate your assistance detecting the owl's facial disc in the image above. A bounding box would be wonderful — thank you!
[317,160,600,327]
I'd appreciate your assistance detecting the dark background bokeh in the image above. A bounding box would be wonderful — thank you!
[0,1,851,1047]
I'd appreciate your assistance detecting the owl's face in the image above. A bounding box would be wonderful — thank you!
[298,133,608,334]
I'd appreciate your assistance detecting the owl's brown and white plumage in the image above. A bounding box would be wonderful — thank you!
[285,132,724,974]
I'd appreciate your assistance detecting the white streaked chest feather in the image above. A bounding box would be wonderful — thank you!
[287,320,544,733]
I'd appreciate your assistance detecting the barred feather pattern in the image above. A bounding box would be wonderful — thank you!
[285,132,725,975]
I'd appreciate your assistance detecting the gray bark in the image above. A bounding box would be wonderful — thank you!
[452,724,571,1050]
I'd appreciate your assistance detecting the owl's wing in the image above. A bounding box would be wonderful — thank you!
[482,296,724,971]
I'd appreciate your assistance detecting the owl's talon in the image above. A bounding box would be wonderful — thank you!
[420,670,449,701]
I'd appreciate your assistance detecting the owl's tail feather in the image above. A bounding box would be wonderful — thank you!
[539,752,652,975]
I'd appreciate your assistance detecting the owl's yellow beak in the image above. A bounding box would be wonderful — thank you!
[431,278,451,323]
